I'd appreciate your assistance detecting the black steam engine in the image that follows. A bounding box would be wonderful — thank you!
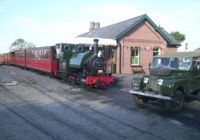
[56,39,115,88]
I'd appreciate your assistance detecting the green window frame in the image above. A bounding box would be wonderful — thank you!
[131,47,140,65]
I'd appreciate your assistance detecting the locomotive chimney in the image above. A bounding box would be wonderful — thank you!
[93,39,99,55]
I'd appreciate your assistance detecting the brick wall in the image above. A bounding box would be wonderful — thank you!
[116,21,176,74]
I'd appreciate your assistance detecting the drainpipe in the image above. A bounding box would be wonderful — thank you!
[117,41,121,74]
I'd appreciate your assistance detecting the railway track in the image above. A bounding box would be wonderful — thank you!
[1,65,200,140]
[0,78,139,139]
[13,74,167,140]
[0,85,98,140]
[34,75,200,130]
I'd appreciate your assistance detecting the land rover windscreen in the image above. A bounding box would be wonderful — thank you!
[151,56,192,72]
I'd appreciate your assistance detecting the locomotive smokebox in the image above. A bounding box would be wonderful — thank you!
[93,39,99,55]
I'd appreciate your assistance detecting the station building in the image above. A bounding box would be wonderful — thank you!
[77,14,180,74]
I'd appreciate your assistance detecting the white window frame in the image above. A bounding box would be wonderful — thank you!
[153,47,160,56]
[131,47,140,65]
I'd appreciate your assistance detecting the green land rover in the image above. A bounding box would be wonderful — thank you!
[129,52,200,112]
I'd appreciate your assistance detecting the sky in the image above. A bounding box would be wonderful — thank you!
[0,0,200,53]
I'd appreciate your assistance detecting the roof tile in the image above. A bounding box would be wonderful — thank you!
[78,14,180,46]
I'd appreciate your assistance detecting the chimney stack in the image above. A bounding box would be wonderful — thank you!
[90,22,95,32]
[89,22,100,32]
[94,22,100,30]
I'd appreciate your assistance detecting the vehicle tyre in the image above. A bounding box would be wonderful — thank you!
[197,91,200,101]
[164,90,184,112]
[133,95,148,106]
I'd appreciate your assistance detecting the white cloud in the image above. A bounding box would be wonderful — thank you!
[1,3,142,52]
[149,8,200,51]
[10,4,143,48]
[1,2,199,53]
[10,16,89,47]
[0,0,8,13]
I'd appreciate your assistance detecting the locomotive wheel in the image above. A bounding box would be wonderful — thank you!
[133,95,148,106]
[95,79,103,88]
[164,90,184,112]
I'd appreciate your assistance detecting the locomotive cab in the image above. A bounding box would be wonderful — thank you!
[56,43,74,73]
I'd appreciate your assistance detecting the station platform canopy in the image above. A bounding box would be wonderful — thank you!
[66,37,117,46]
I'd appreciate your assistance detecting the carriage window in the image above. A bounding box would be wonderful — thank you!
[44,50,48,59]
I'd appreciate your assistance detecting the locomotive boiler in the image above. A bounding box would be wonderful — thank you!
[69,39,105,74]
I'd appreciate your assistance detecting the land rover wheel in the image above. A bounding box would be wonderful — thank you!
[197,91,200,101]
[133,95,148,106]
[165,90,184,112]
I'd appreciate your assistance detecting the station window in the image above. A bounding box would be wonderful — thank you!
[153,47,160,56]
[131,47,140,65]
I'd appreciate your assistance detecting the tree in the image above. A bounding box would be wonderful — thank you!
[10,38,36,51]
[170,31,185,43]
[194,47,200,52]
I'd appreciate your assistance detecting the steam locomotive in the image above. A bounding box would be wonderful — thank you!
[0,39,115,88]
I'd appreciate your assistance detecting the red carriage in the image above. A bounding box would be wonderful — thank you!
[14,50,26,67]
[4,52,15,65]
[0,54,5,64]
[25,46,58,75]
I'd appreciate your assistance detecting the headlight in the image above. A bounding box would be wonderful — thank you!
[157,79,163,86]
[143,77,149,84]
[62,62,66,68]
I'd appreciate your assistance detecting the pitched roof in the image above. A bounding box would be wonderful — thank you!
[78,14,180,46]
[159,28,180,46]
[78,14,144,40]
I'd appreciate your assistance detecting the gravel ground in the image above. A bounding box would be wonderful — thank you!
[0,65,200,140]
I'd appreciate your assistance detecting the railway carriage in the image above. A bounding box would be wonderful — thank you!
[25,46,57,74]
[4,52,15,65]
[0,54,5,64]
[14,50,26,67]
